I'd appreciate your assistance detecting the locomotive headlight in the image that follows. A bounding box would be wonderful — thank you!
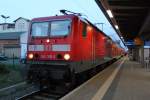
[46,39,50,43]
[28,53,34,59]
[64,54,70,60]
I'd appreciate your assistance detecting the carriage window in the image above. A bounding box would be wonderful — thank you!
[31,22,49,36]
[50,20,71,36]
[82,23,87,37]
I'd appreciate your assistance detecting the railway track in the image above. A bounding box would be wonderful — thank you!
[0,82,39,100]
[16,88,65,100]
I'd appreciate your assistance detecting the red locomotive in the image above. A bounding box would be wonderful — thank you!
[26,11,124,88]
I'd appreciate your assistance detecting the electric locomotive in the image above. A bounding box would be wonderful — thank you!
[26,11,123,88]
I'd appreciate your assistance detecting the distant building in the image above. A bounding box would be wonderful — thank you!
[14,17,30,31]
[0,23,15,31]
[0,17,30,58]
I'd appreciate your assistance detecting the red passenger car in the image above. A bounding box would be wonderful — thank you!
[26,14,123,87]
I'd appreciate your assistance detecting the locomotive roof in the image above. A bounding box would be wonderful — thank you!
[32,14,116,45]
[32,14,76,22]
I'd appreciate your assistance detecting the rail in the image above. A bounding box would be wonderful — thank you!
[16,88,64,100]
[0,82,38,100]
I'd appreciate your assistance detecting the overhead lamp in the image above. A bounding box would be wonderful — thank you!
[106,10,113,18]
[115,25,119,29]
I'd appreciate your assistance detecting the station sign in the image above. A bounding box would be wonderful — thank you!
[144,41,150,46]
[125,41,135,46]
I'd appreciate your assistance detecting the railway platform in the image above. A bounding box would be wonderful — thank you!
[60,57,150,100]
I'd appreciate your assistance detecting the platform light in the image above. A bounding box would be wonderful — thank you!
[107,10,113,18]
[28,53,34,59]
[115,25,119,30]
[64,54,70,60]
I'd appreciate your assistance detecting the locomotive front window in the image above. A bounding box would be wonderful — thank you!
[31,22,49,36]
[50,20,71,36]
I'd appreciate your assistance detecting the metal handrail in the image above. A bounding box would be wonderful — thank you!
[144,58,150,71]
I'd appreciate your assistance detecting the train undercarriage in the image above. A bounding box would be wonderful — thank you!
[27,64,75,89]
[26,57,120,91]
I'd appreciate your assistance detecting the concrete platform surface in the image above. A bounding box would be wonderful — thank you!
[103,58,150,100]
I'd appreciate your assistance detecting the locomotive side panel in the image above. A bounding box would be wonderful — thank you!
[71,19,94,73]
[95,32,106,58]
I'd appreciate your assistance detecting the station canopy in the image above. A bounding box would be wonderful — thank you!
[96,0,150,46]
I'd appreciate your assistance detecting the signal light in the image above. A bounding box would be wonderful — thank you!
[64,54,70,60]
[28,53,34,59]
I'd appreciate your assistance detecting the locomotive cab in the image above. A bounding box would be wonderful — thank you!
[26,16,75,86]
[28,19,72,61]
